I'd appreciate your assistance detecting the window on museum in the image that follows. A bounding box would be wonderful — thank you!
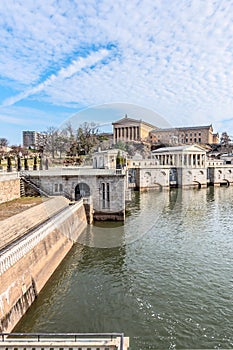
[54,183,58,192]
[59,183,63,192]
[194,138,197,142]
[199,138,201,143]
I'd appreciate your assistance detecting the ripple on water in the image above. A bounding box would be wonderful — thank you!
[14,188,233,349]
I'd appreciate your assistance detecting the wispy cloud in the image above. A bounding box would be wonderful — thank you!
[1,48,110,107]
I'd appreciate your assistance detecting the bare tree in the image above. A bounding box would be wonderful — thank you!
[0,138,8,147]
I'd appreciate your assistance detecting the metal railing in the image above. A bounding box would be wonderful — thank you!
[0,333,129,350]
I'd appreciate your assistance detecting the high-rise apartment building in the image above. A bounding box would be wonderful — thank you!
[22,131,47,149]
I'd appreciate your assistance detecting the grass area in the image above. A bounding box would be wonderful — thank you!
[0,196,43,221]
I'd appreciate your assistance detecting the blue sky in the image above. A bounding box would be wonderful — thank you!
[1,0,233,144]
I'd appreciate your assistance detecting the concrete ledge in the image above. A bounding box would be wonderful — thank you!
[94,210,125,221]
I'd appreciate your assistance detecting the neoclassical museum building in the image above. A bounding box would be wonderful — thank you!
[112,115,219,146]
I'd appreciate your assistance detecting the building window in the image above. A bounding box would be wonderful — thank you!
[102,182,110,209]
[106,183,110,204]
[190,133,192,136]
[190,138,192,142]
[199,138,201,143]
[194,138,197,142]
[55,183,63,192]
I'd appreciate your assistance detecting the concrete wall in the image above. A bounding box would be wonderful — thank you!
[136,167,170,190]
[176,167,207,188]
[0,175,20,204]
[0,201,87,333]
[208,165,233,186]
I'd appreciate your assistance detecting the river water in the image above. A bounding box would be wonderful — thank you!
[15,187,233,349]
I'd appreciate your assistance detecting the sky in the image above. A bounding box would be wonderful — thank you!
[1,0,233,144]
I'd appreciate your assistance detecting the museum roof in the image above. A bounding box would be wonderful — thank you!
[151,125,213,133]
[112,116,157,129]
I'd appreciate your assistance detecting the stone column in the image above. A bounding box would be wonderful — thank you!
[17,156,22,172]
[7,156,12,172]
[172,155,175,165]
[33,156,37,171]
[24,158,29,171]
[191,154,194,167]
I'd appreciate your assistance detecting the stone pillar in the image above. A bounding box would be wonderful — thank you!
[17,156,22,172]
[191,154,193,167]
[24,158,29,171]
[172,155,175,165]
[7,156,12,172]
[33,156,37,171]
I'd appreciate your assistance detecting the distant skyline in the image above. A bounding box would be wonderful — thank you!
[1,0,233,144]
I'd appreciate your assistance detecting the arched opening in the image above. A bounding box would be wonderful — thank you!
[193,180,201,189]
[75,183,90,200]
[220,179,230,187]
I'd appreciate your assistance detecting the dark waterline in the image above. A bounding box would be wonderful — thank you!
[15,187,233,349]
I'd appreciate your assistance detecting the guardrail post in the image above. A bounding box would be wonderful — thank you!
[120,333,124,350]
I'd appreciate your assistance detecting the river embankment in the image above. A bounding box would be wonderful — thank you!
[0,196,87,332]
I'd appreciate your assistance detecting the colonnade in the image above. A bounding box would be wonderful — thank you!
[114,126,140,143]
[155,153,206,167]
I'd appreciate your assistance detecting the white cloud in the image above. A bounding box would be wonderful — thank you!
[0,0,233,137]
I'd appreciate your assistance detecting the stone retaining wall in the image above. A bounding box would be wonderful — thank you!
[0,176,20,204]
